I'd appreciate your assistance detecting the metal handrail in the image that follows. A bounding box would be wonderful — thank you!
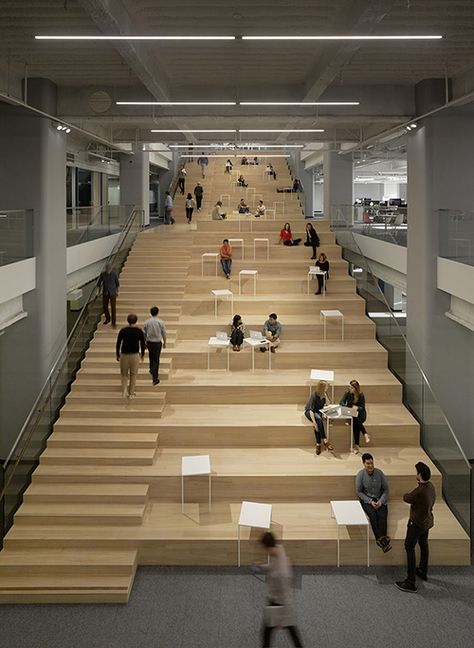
[0,208,142,505]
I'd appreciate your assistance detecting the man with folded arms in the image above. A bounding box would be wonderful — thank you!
[355,453,392,553]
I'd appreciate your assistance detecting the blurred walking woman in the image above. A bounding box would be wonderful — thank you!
[185,193,195,223]
[339,380,370,454]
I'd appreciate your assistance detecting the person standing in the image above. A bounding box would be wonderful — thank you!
[143,306,167,386]
[185,193,196,224]
[304,223,320,259]
[194,182,204,211]
[164,191,175,224]
[252,532,304,648]
[219,239,233,279]
[356,453,392,552]
[396,462,436,593]
[177,166,187,194]
[116,313,145,399]
[97,262,120,327]
[197,152,208,178]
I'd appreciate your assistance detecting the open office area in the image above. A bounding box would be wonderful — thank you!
[0,2,473,647]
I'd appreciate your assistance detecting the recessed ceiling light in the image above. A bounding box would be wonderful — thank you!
[36,35,236,41]
[240,129,324,133]
[242,35,442,41]
[117,101,236,106]
[240,101,359,106]
[151,129,237,133]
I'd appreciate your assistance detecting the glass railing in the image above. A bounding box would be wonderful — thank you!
[332,226,471,535]
[0,209,34,266]
[438,209,474,267]
[331,204,407,246]
[0,208,143,543]
[66,204,135,247]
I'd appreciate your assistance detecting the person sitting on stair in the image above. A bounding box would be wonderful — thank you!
[230,314,245,351]
[260,313,281,353]
[356,453,392,553]
[304,381,334,455]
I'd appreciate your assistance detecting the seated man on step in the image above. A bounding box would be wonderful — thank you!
[260,313,281,353]
[355,453,392,553]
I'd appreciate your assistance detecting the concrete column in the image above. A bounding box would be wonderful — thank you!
[294,153,314,217]
[323,150,353,219]
[0,79,67,456]
[119,145,150,226]
[407,112,474,457]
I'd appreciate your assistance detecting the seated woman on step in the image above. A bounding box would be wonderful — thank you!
[304,380,334,455]
[237,175,248,187]
[339,379,371,455]
[230,314,245,351]
[278,222,301,246]
[238,198,250,214]
[314,252,330,295]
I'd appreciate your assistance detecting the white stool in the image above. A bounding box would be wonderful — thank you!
[239,270,258,295]
[330,500,369,567]
[207,336,230,371]
[229,238,244,259]
[202,252,219,276]
[253,238,269,260]
[320,309,344,340]
[238,501,272,566]
[266,209,276,220]
[220,194,231,206]
[211,289,233,319]
[273,201,285,217]
[322,405,354,451]
[309,369,335,400]
[308,268,326,295]
[243,336,271,373]
[181,455,212,513]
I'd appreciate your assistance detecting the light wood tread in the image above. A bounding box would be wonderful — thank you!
[0,549,137,568]
[0,574,133,590]
[48,432,159,448]
[170,339,387,354]
[23,483,149,503]
[14,502,146,518]
[40,447,157,465]
[66,391,166,404]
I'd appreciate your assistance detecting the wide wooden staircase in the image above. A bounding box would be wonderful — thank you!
[0,156,469,603]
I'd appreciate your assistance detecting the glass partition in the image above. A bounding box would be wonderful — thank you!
[0,209,142,542]
[0,209,34,266]
[66,204,135,247]
[330,203,407,246]
[438,209,474,267]
[336,228,471,534]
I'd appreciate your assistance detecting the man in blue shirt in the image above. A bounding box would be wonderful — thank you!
[355,453,392,552]
[261,313,282,353]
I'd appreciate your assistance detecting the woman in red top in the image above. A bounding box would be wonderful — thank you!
[278,222,301,246]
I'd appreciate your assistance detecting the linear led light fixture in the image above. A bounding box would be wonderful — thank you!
[151,129,237,133]
[168,143,304,148]
[240,129,324,133]
[117,101,236,106]
[240,101,359,106]
[242,35,442,41]
[36,35,236,41]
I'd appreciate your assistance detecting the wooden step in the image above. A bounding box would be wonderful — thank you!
[0,548,137,576]
[53,418,161,434]
[76,367,170,381]
[59,402,165,419]
[66,391,166,406]
[13,502,146,526]
[47,431,159,449]
[40,446,158,466]
[23,483,149,504]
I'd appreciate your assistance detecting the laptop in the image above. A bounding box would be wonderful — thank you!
[216,331,228,341]
[250,330,267,343]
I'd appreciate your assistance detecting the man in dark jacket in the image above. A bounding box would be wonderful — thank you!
[194,182,204,211]
[97,263,119,327]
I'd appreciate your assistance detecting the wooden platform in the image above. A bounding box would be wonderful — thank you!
[0,157,469,604]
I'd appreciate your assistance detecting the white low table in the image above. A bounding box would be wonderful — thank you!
[243,337,271,373]
[320,309,344,340]
[308,267,326,295]
[202,252,219,276]
[322,405,354,451]
[309,369,335,400]
[330,500,370,567]
[207,336,230,371]
[229,238,244,259]
[253,238,270,260]
[182,455,212,513]
[238,501,272,566]
[239,270,258,295]
[211,289,233,319]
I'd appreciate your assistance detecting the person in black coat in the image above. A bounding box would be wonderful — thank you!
[304,223,320,259]
[314,252,329,295]
[304,381,334,455]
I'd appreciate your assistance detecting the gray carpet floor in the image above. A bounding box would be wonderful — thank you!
[1,565,473,648]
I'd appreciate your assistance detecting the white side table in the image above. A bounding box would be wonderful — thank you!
[207,336,230,371]
[243,337,271,373]
[182,455,212,513]
[229,238,244,259]
[308,268,326,295]
[322,406,354,451]
[220,193,231,207]
[273,201,285,217]
[211,289,233,319]
[239,270,258,295]
[238,501,272,566]
[320,309,344,340]
[330,500,370,567]
[253,238,270,260]
[202,252,219,276]
[309,369,335,400]
[265,209,276,220]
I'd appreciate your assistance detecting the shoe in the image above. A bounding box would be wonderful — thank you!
[382,543,392,553]
[324,441,334,451]
[128,393,136,400]
[236,346,241,352]
[395,580,417,593]
[260,347,267,353]
[310,256,316,259]
[153,380,160,386]
[376,538,384,549]
[364,433,371,444]
[122,389,128,399]
[315,444,321,455]
[270,347,275,353]
[352,446,360,455]
[416,568,428,581]
[314,291,321,295]
[226,274,231,280]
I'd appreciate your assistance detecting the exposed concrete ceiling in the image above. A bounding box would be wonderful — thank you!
[1,0,474,146]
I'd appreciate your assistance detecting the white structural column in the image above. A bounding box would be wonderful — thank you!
[0,79,67,456]
[323,148,353,221]
[406,96,474,458]
[120,144,150,226]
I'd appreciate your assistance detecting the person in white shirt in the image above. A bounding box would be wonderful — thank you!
[164,191,174,224]
[143,306,167,385]
[185,193,196,223]
[255,200,266,217]
[211,200,227,220]
[178,167,187,194]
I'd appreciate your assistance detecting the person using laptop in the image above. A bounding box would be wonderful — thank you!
[304,380,333,455]
[356,453,392,553]
[339,380,370,455]
[260,313,281,353]
[230,314,245,351]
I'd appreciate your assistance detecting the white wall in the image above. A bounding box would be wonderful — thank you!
[0,258,36,306]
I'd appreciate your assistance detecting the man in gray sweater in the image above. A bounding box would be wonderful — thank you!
[355,453,391,553]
